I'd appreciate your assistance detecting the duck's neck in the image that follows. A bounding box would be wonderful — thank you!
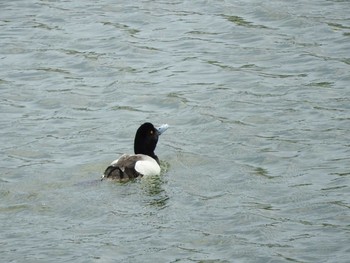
[134,147,159,164]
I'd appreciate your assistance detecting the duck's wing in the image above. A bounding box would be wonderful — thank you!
[103,154,143,180]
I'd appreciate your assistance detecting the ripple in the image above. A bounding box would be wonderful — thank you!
[223,14,270,29]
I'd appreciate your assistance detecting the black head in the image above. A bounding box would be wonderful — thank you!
[134,122,160,161]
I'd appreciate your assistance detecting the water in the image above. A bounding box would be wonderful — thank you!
[1,0,349,262]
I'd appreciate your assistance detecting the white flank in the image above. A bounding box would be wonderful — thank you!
[134,155,161,177]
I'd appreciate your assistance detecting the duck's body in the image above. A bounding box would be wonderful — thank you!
[103,154,160,180]
[102,122,168,181]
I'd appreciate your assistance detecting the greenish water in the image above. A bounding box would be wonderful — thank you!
[1,0,349,262]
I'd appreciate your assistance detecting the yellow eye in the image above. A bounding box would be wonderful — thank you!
[150,130,154,135]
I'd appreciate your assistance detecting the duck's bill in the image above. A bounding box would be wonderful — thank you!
[157,124,169,135]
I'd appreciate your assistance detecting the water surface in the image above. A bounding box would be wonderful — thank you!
[1,0,349,262]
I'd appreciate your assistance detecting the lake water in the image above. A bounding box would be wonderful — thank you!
[1,0,349,262]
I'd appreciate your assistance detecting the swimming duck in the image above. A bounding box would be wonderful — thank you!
[102,122,169,181]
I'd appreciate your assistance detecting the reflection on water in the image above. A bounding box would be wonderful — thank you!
[141,175,169,209]
[140,161,171,209]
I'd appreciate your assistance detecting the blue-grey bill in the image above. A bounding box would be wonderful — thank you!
[157,124,169,135]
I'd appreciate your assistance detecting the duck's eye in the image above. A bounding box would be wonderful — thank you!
[150,130,154,135]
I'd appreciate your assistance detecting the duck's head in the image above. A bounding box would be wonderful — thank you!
[134,122,169,161]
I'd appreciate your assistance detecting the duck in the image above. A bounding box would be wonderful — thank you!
[102,122,169,181]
